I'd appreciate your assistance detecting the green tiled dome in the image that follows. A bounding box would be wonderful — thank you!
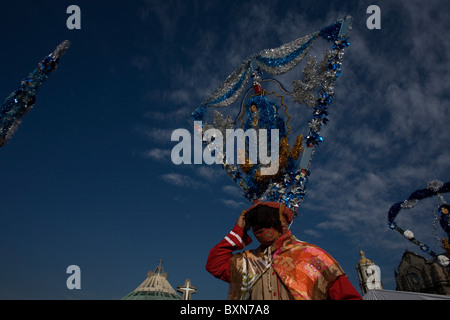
[122,260,181,300]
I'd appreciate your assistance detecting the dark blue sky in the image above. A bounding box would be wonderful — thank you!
[1,0,450,300]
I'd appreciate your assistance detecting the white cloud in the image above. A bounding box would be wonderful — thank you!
[134,126,175,144]
[142,148,171,161]
[143,106,191,122]
[218,199,248,210]
[160,173,201,189]
[222,185,243,198]
[302,229,323,239]
[196,166,219,181]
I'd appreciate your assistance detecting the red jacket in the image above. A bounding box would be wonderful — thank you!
[206,224,362,300]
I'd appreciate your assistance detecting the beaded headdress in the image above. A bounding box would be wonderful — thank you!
[191,17,352,216]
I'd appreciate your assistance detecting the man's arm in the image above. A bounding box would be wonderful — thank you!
[328,275,363,300]
[206,210,252,282]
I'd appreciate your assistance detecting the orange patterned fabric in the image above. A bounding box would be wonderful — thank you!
[228,230,345,300]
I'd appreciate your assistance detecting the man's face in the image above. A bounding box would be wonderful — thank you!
[252,225,280,246]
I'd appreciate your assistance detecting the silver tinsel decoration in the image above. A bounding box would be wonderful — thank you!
[202,60,252,108]
[200,32,323,109]
[255,33,319,75]
[401,198,419,209]
[203,110,234,161]
[292,51,333,107]
[427,180,444,192]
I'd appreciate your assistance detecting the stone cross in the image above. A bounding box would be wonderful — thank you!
[177,278,197,300]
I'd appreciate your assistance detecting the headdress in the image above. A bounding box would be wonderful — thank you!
[387,180,450,267]
[0,40,70,147]
[191,17,352,216]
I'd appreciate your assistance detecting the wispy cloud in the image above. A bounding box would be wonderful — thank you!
[218,199,248,210]
[138,1,450,269]
[143,106,191,122]
[130,55,151,72]
[222,185,243,198]
[195,166,218,181]
[160,172,201,189]
[142,148,171,161]
[302,228,323,239]
[134,126,174,144]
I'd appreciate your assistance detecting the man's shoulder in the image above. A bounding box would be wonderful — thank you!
[284,237,339,262]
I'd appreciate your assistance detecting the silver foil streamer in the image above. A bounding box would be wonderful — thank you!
[202,60,252,108]
[255,33,319,75]
[212,110,234,134]
[201,33,320,108]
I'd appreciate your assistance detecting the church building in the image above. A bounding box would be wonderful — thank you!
[355,249,383,296]
[395,250,450,295]
[122,260,197,300]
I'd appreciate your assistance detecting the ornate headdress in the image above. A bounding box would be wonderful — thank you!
[0,40,70,147]
[191,17,352,216]
[388,180,450,267]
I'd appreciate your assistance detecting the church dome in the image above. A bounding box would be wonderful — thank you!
[122,260,181,300]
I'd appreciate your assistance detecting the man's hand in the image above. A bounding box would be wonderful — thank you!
[236,210,247,230]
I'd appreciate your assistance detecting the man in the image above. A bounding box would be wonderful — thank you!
[206,201,362,300]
